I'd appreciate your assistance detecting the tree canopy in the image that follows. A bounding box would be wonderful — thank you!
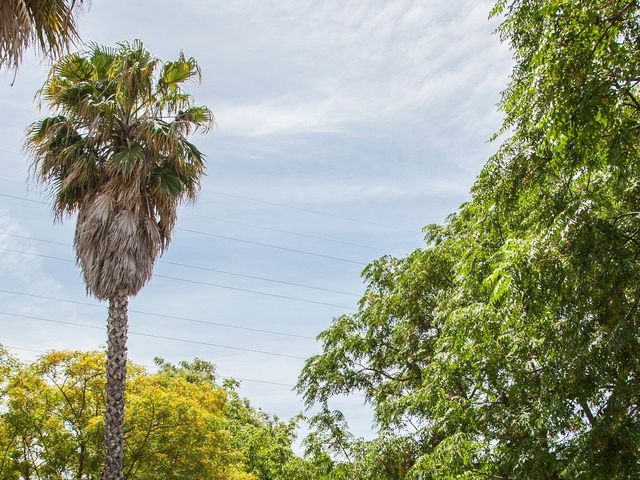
[0,348,322,480]
[26,40,212,300]
[298,1,640,478]
[0,349,251,479]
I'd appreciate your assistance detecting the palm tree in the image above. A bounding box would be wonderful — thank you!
[0,0,87,70]
[25,41,212,480]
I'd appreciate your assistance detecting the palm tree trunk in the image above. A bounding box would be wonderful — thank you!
[102,291,128,480]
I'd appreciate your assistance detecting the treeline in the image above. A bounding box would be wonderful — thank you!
[297,0,640,479]
[0,348,337,480]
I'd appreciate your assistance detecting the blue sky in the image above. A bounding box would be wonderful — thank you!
[0,0,511,446]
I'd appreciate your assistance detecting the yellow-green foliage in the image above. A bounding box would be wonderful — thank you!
[0,349,255,480]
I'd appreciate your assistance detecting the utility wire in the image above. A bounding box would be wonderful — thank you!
[0,188,387,253]
[0,227,360,297]
[0,192,49,205]
[0,163,403,231]
[0,288,316,340]
[160,260,360,297]
[0,192,369,265]
[1,344,297,388]
[0,245,75,262]
[153,273,355,309]
[0,245,357,310]
[0,312,308,360]
[202,187,402,231]
[0,234,70,247]
[177,227,367,265]
[185,211,387,252]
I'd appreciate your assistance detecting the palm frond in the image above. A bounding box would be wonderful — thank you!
[0,0,87,70]
[171,106,213,135]
[159,52,202,92]
[87,42,116,77]
[27,40,211,299]
[52,52,93,81]
[109,143,144,174]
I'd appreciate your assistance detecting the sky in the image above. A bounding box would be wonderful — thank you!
[0,0,512,448]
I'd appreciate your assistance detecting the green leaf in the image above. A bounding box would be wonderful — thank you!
[110,144,144,172]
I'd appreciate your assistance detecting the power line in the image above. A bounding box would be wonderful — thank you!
[0,245,73,261]
[0,244,357,310]
[0,190,387,253]
[176,227,366,265]
[0,312,309,360]
[0,166,403,232]
[2,345,44,354]
[0,191,49,205]
[0,288,316,340]
[154,273,355,309]
[161,260,359,297]
[0,344,296,388]
[0,227,360,297]
[0,192,370,265]
[185,211,387,252]
[1,343,365,394]
[201,187,403,231]
[0,233,70,247]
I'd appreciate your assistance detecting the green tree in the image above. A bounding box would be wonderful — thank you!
[225,387,301,480]
[0,0,87,70]
[298,1,640,479]
[155,357,317,480]
[24,41,212,480]
[0,350,253,479]
[294,408,419,480]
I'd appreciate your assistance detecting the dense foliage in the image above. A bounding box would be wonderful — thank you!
[0,349,315,480]
[298,1,640,478]
[154,357,317,480]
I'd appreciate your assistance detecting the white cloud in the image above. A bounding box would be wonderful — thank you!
[205,0,510,137]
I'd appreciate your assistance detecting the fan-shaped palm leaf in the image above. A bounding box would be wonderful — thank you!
[0,0,87,70]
